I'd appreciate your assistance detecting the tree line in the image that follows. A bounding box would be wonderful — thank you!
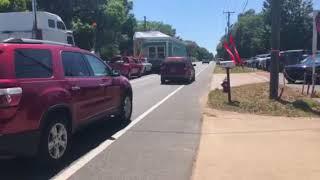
[216,0,315,59]
[0,0,213,61]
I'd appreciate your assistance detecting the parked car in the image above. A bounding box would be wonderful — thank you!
[279,50,312,72]
[216,58,223,65]
[0,38,133,165]
[259,54,271,71]
[256,54,270,69]
[140,58,152,74]
[160,57,196,84]
[284,54,320,84]
[108,56,144,79]
[245,57,258,68]
[0,11,75,45]
[202,59,210,64]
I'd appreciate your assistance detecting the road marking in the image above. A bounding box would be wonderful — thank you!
[52,64,210,180]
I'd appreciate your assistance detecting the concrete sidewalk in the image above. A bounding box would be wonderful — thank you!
[192,72,320,180]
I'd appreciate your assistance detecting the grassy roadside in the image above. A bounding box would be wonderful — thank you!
[214,65,258,74]
[208,83,320,117]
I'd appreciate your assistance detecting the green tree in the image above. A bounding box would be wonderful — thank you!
[0,0,30,12]
[262,0,313,50]
[185,40,213,60]
[216,0,314,59]
[38,0,73,28]
[137,20,176,37]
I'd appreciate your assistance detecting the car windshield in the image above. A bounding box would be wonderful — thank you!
[301,55,320,65]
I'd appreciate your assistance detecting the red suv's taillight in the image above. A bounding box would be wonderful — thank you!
[0,87,22,108]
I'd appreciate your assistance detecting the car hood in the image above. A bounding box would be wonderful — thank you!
[285,64,309,69]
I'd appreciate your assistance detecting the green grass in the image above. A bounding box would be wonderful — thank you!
[208,83,320,117]
[214,65,258,74]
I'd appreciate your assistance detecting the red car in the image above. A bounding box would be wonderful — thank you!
[109,56,144,79]
[160,57,196,84]
[0,38,132,165]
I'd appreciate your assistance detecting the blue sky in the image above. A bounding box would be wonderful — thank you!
[133,0,320,54]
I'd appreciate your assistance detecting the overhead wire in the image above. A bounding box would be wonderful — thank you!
[242,0,248,13]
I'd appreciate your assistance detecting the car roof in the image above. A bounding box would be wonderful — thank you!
[0,42,95,58]
[1,41,83,51]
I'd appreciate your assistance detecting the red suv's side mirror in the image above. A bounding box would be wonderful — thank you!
[111,69,120,77]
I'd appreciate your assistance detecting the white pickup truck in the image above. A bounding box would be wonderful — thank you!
[0,11,74,45]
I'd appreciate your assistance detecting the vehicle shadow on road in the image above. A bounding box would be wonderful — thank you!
[161,81,192,86]
[0,117,131,180]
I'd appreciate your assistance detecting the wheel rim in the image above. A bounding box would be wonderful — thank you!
[48,123,68,160]
[124,96,132,120]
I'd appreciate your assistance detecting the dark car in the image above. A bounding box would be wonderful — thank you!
[160,57,196,84]
[202,59,210,64]
[0,38,133,165]
[280,50,311,72]
[284,54,320,83]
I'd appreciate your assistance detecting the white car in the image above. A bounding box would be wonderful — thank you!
[140,58,152,74]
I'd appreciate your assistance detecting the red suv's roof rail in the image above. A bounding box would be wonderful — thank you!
[1,38,74,47]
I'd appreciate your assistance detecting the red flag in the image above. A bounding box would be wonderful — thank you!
[223,41,236,64]
[229,35,243,64]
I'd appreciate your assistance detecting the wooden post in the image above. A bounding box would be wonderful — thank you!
[226,68,232,103]
[302,72,306,95]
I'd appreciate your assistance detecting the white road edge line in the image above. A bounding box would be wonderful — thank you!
[52,64,210,180]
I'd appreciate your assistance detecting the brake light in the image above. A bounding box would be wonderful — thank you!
[0,87,22,108]
[123,63,130,66]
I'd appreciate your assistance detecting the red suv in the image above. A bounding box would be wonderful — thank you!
[108,56,143,79]
[0,39,133,165]
[160,57,196,84]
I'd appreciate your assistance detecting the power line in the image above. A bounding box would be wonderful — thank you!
[242,0,248,13]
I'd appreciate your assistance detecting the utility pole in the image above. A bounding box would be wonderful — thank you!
[223,11,235,35]
[144,16,147,31]
[223,11,235,103]
[270,0,281,99]
[32,0,39,39]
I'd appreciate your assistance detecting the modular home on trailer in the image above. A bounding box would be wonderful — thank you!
[133,31,187,71]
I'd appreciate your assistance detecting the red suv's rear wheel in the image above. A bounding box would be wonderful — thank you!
[39,114,71,165]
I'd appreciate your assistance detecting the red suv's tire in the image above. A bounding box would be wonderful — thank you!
[118,94,132,123]
[38,114,71,166]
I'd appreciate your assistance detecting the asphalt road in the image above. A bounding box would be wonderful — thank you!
[0,62,214,180]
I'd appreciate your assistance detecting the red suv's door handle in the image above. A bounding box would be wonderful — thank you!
[99,83,107,87]
[71,86,81,91]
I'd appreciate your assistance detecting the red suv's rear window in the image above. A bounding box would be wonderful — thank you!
[14,49,53,78]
